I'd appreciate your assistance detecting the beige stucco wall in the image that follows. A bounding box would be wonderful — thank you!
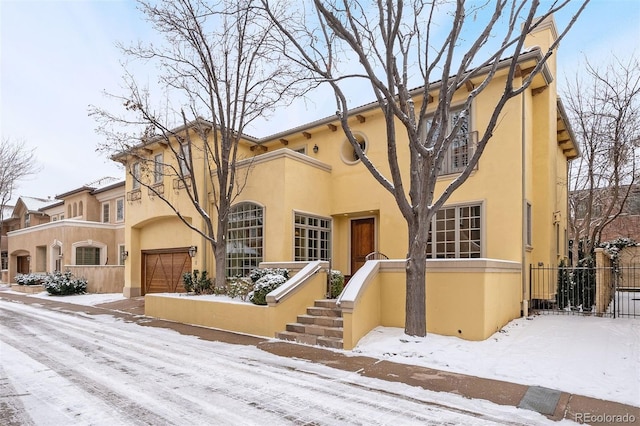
[7,220,124,284]
[67,265,124,294]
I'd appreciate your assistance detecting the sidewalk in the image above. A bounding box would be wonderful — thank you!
[1,291,638,425]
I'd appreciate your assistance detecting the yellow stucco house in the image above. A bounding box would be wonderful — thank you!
[5,178,126,293]
[116,18,578,348]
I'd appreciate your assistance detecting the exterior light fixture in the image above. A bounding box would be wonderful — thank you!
[188,246,198,257]
[313,144,319,153]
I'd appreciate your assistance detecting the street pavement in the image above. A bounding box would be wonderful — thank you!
[1,291,638,425]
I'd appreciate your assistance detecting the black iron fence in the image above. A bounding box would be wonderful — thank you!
[530,264,640,318]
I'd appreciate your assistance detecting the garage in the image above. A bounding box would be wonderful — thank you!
[142,249,191,294]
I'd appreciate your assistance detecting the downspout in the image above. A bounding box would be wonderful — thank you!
[202,139,208,275]
[521,93,528,317]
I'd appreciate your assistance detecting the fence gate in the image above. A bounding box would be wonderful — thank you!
[529,264,640,318]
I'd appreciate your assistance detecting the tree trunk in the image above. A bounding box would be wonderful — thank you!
[404,222,427,336]
[214,240,227,290]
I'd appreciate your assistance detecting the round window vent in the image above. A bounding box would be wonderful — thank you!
[340,133,368,165]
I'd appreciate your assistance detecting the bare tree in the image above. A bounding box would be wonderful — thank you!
[566,55,640,263]
[0,137,40,222]
[91,0,305,284]
[263,0,589,336]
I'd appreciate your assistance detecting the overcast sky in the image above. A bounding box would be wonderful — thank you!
[1,0,639,202]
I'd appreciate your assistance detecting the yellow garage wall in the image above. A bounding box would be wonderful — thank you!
[145,265,327,338]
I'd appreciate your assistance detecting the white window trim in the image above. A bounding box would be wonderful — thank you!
[425,105,476,176]
[115,197,125,223]
[132,162,141,189]
[102,202,110,223]
[525,201,533,249]
[71,240,107,266]
[154,153,164,184]
[293,210,333,262]
[226,201,265,277]
[427,201,485,259]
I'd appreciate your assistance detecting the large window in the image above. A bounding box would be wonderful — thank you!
[154,153,163,184]
[76,247,101,265]
[427,108,473,175]
[116,198,125,222]
[102,202,110,223]
[294,213,331,261]
[179,144,191,177]
[226,202,263,277]
[427,204,482,259]
[132,162,141,189]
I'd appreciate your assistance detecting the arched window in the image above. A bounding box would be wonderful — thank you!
[68,204,72,218]
[73,203,77,217]
[226,202,263,277]
[72,240,107,265]
[78,201,83,217]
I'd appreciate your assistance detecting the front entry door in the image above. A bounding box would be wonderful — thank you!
[17,256,29,274]
[350,218,375,275]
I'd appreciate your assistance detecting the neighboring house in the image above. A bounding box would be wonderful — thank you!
[6,177,126,293]
[2,196,52,279]
[115,17,578,343]
[1,204,16,283]
[570,184,640,252]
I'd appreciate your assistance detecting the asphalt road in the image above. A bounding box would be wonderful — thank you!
[0,296,548,425]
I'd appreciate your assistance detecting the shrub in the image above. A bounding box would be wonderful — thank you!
[182,270,213,295]
[43,271,87,296]
[329,270,345,299]
[14,273,47,286]
[249,273,287,305]
[227,276,253,301]
[249,267,289,283]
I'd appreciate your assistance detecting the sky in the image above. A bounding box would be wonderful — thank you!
[1,0,639,202]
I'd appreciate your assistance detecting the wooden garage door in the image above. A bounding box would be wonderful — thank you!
[143,250,191,295]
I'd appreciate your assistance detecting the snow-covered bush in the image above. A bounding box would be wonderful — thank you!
[249,273,287,305]
[14,273,47,286]
[227,276,253,301]
[330,270,345,299]
[182,270,214,295]
[43,271,87,296]
[249,267,289,283]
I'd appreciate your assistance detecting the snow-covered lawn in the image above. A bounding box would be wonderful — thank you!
[10,289,640,407]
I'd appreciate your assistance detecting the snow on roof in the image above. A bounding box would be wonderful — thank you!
[20,196,59,212]
[84,176,122,189]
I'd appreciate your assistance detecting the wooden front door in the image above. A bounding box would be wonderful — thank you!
[17,256,30,274]
[142,250,191,295]
[350,218,375,274]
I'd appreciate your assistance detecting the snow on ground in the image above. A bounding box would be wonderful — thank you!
[6,288,640,407]
[1,294,566,425]
[354,316,640,407]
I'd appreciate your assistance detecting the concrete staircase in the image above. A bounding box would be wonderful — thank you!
[275,299,343,349]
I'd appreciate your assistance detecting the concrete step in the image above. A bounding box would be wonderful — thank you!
[316,335,343,349]
[297,314,343,328]
[286,323,343,338]
[275,331,343,349]
[307,306,342,317]
[314,299,338,309]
